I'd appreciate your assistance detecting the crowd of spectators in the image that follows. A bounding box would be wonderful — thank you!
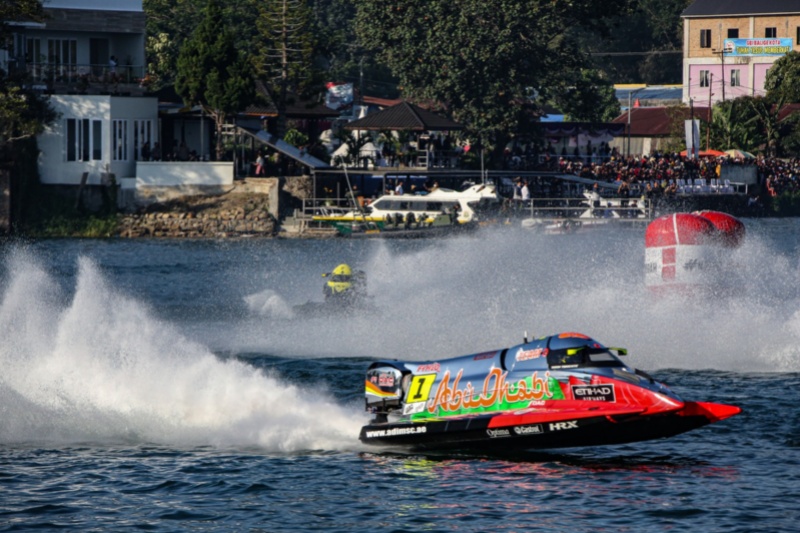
[757,157,800,197]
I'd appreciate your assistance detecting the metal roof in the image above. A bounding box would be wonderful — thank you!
[344,102,464,131]
[682,0,800,17]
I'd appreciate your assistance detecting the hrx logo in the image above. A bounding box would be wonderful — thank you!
[549,420,578,431]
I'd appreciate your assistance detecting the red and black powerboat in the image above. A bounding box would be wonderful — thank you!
[360,332,740,450]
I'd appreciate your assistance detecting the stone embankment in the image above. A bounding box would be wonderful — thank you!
[117,193,278,238]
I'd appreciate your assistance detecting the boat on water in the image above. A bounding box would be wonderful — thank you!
[313,183,499,236]
[521,218,612,235]
[519,191,650,234]
[360,332,740,450]
[293,263,378,316]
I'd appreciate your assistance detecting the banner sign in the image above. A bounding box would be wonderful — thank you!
[684,119,700,159]
[724,38,793,57]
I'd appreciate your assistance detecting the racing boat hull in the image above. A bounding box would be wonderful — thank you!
[360,401,738,450]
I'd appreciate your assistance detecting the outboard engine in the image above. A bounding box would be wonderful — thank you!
[365,363,407,420]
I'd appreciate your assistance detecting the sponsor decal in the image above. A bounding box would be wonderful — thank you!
[486,428,511,438]
[548,420,578,431]
[428,368,554,415]
[364,425,427,439]
[416,363,441,373]
[402,402,426,415]
[378,373,395,387]
[571,384,616,402]
[513,424,544,435]
[516,348,545,362]
[407,374,437,403]
[473,352,495,361]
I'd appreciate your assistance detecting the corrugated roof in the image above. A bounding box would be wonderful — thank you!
[611,106,710,136]
[344,101,464,131]
[682,0,800,17]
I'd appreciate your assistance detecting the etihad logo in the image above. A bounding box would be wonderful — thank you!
[572,384,616,402]
[549,420,578,432]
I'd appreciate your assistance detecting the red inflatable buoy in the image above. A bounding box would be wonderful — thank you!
[645,211,745,293]
[693,210,745,248]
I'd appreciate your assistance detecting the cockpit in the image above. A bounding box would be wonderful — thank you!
[546,345,627,369]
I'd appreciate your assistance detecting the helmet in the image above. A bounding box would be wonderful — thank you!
[332,264,352,276]
[325,263,354,299]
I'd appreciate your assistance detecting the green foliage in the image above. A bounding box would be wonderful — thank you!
[0,0,45,42]
[254,0,319,138]
[284,128,309,147]
[764,51,800,105]
[0,1,58,153]
[551,69,620,122]
[175,0,254,159]
[703,98,760,153]
[354,0,627,166]
[771,191,800,217]
[583,0,688,84]
[777,112,800,157]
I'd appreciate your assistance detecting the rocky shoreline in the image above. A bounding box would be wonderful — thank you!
[116,193,279,238]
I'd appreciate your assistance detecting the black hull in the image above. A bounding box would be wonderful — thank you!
[359,413,715,451]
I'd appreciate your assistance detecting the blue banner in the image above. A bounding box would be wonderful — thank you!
[724,38,793,56]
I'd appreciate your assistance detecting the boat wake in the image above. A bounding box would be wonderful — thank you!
[0,250,364,450]
[230,223,800,373]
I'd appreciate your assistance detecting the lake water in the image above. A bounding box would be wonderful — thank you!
[1,220,799,531]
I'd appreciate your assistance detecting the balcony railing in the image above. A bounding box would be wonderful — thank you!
[17,62,149,93]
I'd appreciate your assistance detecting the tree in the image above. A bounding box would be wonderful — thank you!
[549,68,620,122]
[174,0,254,160]
[704,99,760,153]
[254,0,318,140]
[354,0,629,165]
[764,51,800,104]
[0,0,57,153]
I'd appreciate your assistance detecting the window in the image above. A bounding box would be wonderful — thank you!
[26,38,41,79]
[700,29,712,48]
[65,119,102,162]
[765,27,777,38]
[731,69,741,87]
[47,39,77,81]
[699,70,710,88]
[133,120,155,161]
[728,28,739,39]
[113,120,128,161]
[796,27,800,44]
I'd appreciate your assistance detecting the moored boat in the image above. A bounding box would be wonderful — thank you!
[313,183,499,236]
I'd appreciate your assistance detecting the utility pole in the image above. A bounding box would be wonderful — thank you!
[707,74,713,150]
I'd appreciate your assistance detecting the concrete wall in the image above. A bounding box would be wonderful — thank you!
[134,161,235,205]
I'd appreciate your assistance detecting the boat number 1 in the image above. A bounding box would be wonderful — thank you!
[408,374,436,402]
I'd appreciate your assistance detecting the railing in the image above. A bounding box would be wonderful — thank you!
[512,196,653,220]
[19,63,148,91]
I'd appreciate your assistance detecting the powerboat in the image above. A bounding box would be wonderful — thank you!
[360,332,740,450]
[313,183,499,235]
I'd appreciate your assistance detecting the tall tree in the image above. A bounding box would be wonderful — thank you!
[254,0,317,139]
[354,0,629,164]
[175,0,254,160]
[764,51,800,105]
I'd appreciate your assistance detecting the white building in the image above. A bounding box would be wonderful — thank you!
[3,0,158,188]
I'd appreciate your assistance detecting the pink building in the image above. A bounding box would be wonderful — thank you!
[681,0,800,104]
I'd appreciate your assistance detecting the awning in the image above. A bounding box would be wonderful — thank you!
[240,127,330,170]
